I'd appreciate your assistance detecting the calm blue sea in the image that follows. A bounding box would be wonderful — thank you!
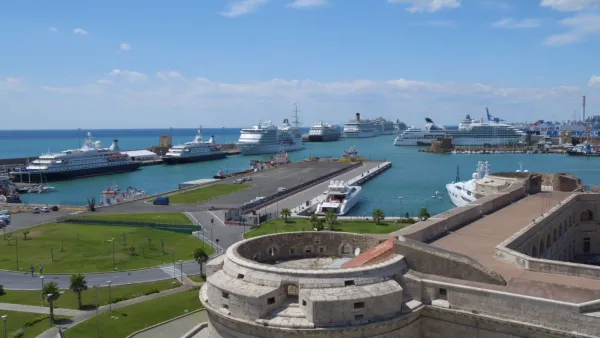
[1,129,599,217]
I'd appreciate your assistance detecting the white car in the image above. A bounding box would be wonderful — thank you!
[277,187,287,193]
[32,207,41,214]
[41,207,50,213]
[233,178,244,184]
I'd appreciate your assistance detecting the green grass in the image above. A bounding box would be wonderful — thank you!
[0,310,69,338]
[187,274,205,284]
[0,222,215,273]
[169,183,251,204]
[243,219,405,238]
[0,279,182,310]
[65,288,203,338]
[77,213,193,225]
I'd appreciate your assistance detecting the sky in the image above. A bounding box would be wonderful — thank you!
[1,0,600,129]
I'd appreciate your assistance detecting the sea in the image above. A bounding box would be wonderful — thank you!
[2,128,600,217]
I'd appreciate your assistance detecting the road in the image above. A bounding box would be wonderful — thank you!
[2,210,73,234]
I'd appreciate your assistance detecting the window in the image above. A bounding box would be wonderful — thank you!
[547,234,552,248]
[268,297,275,305]
[305,246,312,253]
[345,280,355,286]
[222,291,229,299]
[559,224,563,237]
[289,248,295,255]
[268,247,276,256]
[314,237,321,244]
[581,209,593,221]
[531,245,537,258]
[584,237,591,253]
[319,247,325,253]
[302,300,306,306]
[553,228,557,243]
[439,288,447,297]
[342,244,352,254]
[354,302,365,309]
[223,304,229,309]
[539,239,545,255]
[355,315,364,320]
[237,274,244,279]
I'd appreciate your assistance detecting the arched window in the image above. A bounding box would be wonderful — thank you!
[546,233,552,248]
[539,239,545,256]
[531,245,538,258]
[559,224,563,237]
[581,209,593,221]
[553,228,557,243]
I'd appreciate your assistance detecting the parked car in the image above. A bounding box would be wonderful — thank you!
[153,197,170,205]
[41,206,50,213]
[243,177,252,182]
[32,207,41,214]
[51,205,59,211]
[277,187,287,193]
[233,179,244,184]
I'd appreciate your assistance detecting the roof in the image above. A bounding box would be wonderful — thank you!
[122,150,158,157]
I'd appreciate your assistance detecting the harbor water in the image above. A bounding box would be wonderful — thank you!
[2,129,600,217]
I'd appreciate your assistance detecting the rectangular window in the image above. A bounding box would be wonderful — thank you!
[302,300,306,306]
[268,297,275,305]
[439,288,447,297]
[289,248,295,254]
[584,237,591,253]
[237,274,244,279]
[223,304,229,309]
[305,247,312,253]
[354,315,364,320]
[319,247,324,253]
[354,302,365,309]
[222,291,229,299]
[345,280,355,286]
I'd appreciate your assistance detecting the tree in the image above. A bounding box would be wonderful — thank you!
[280,208,291,223]
[22,230,30,240]
[193,247,209,278]
[419,208,430,221]
[372,209,385,224]
[0,284,4,295]
[43,282,61,322]
[325,211,337,231]
[160,239,165,254]
[309,214,319,228]
[69,274,88,309]
[315,219,325,231]
[129,245,136,256]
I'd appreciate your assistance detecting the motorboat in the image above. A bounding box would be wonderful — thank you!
[100,185,146,206]
[315,180,361,216]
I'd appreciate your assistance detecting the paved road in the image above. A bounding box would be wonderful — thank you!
[131,310,208,338]
[188,211,244,251]
[2,210,73,234]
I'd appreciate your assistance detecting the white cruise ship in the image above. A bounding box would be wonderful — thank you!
[161,128,227,165]
[375,117,397,135]
[237,106,304,155]
[308,121,341,142]
[10,133,140,183]
[316,180,361,216]
[446,162,491,207]
[394,114,526,146]
[342,113,378,138]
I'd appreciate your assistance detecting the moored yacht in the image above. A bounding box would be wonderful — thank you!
[316,180,361,216]
[446,161,491,208]
[237,104,304,155]
[161,128,227,165]
[9,133,141,183]
[308,121,341,142]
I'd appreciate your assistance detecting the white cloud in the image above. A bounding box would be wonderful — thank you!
[493,18,541,29]
[73,28,88,35]
[156,71,184,81]
[480,0,512,10]
[541,0,600,12]
[387,0,460,13]
[221,0,270,18]
[412,20,456,27]
[119,43,132,51]
[543,13,600,46]
[107,69,148,83]
[287,0,328,8]
[41,84,103,95]
[0,77,23,92]
[590,76,600,87]
[97,79,113,85]
[49,27,58,33]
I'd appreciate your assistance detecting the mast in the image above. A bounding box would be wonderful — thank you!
[292,103,300,128]
[455,165,460,182]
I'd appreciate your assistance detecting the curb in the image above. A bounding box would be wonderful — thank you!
[126,309,206,337]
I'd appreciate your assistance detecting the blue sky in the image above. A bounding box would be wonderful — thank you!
[1,0,599,129]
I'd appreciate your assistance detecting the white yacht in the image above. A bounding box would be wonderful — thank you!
[342,113,378,138]
[161,128,227,165]
[9,133,140,183]
[237,105,304,155]
[446,161,491,207]
[394,114,526,146]
[308,121,341,142]
[316,180,361,216]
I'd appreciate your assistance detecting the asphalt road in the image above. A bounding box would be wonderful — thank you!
[3,210,73,233]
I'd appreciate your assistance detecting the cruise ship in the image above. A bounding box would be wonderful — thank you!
[342,113,378,138]
[10,133,141,183]
[375,117,398,135]
[236,105,304,155]
[161,129,227,165]
[315,180,361,216]
[308,121,341,142]
[394,114,526,146]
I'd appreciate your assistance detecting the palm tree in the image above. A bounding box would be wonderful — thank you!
[419,208,430,221]
[326,211,337,231]
[193,247,209,278]
[43,282,61,322]
[69,274,88,309]
[309,214,319,228]
[280,208,292,223]
[316,219,325,231]
[22,230,30,240]
[372,209,385,224]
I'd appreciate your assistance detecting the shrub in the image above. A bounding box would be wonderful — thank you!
[144,288,160,296]
[11,328,24,338]
[0,284,4,295]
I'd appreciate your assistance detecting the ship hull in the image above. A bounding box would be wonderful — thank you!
[341,131,376,138]
[161,152,227,165]
[10,163,141,183]
[307,134,340,142]
[237,143,304,155]
[566,151,600,156]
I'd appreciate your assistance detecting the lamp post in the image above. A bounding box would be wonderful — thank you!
[107,281,112,310]
[40,276,44,303]
[94,285,99,337]
[107,238,115,270]
[210,228,214,250]
[179,260,183,282]
[171,249,175,273]
[15,236,18,271]
[216,239,220,253]
[46,294,53,326]
[1,314,7,338]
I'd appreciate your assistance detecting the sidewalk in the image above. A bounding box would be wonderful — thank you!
[0,303,84,317]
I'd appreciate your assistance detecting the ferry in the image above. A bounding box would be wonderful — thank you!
[161,128,227,165]
[316,180,361,216]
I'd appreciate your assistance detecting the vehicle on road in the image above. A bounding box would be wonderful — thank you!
[233,179,244,184]
[32,207,41,214]
[277,187,287,193]
[41,206,50,213]
[153,197,170,205]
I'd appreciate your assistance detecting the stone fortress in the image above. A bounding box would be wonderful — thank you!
[193,171,600,338]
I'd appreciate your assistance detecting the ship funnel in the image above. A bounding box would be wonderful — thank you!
[207,136,215,144]
[109,139,119,151]
[356,113,360,121]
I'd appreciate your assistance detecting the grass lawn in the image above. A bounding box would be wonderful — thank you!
[0,310,70,338]
[65,288,202,338]
[77,213,193,225]
[169,183,251,204]
[0,279,182,310]
[187,274,205,284]
[0,222,215,273]
[243,219,405,238]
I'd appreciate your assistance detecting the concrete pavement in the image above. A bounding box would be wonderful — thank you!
[0,303,84,317]
[131,310,208,338]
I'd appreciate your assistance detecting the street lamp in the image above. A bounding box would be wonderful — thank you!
[210,228,214,249]
[179,260,183,282]
[40,276,44,303]
[1,315,7,338]
[15,236,18,271]
[171,249,175,275]
[107,281,112,310]
[46,294,53,326]
[94,285,99,337]
[107,238,115,270]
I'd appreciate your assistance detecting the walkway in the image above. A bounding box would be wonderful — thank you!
[0,303,84,317]
[131,310,208,338]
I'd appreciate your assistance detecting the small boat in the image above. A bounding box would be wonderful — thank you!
[213,169,231,180]
[16,186,31,194]
[315,180,361,216]
[100,185,146,206]
[38,185,56,193]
